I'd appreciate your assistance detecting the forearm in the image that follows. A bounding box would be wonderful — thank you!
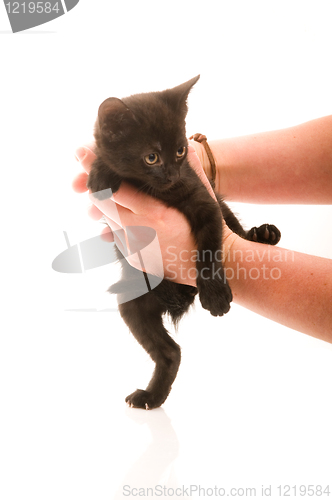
[193,115,332,204]
[224,235,332,342]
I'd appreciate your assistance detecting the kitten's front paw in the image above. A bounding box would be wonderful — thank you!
[247,224,281,245]
[86,170,113,200]
[90,188,113,201]
[125,389,163,410]
[198,277,232,317]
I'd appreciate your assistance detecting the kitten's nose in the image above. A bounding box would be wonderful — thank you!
[166,171,180,183]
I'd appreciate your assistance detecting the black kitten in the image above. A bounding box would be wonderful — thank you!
[87,76,281,409]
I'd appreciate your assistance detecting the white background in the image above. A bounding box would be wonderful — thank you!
[1,1,332,499]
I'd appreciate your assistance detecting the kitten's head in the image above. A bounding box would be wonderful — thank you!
[94,75,200,191]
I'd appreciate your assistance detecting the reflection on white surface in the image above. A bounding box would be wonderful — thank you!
[113,407,180,498]
[1,306,332,499]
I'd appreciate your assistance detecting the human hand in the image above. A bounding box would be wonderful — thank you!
[73,142,236,286]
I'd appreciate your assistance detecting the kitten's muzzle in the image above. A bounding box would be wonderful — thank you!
[165,170,181,184]
[158,175,180,190]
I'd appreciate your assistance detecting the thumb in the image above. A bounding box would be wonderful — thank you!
[75,144,97,174]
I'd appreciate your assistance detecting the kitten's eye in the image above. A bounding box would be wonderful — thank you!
[144,153,159,165]
[176,146,186,159]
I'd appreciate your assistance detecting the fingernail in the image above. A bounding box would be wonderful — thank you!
[75,147,87,162]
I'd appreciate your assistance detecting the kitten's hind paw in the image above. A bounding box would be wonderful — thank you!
[247,224,281,245]
[198,278,232,317]
[125,389,164,410]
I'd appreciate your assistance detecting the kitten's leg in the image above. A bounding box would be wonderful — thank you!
[177,187,233,317]
[119,293,181,410]
[218,197,281,245]
[194,223,233,317]
[217,197,247,238]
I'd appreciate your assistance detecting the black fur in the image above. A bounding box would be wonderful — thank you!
[87,76,281,409]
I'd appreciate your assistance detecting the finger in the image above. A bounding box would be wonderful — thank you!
[89,194,134,227]
[187,144,217,200]
[72,171,89,193]
[112,182,155,214]
[75,145,97,174]
[88,181,152,216]
[105,215,123,233]
[103,216,128,255]
[87,203,103,220]
[104,217,122,233]
[100,225,114,242]
[90,193,152,240]
[74,141,96,159]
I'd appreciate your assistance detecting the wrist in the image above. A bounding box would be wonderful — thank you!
[190,137,227,195]
[222,229,239,265]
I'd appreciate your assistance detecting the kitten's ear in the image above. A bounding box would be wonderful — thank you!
[161,75,200,116]
[98,97,136,139]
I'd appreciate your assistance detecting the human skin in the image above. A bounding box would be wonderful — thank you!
[73,116,332,342]
[72,145,228,280]
[194,115,332,204]
[224,238,332,342]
